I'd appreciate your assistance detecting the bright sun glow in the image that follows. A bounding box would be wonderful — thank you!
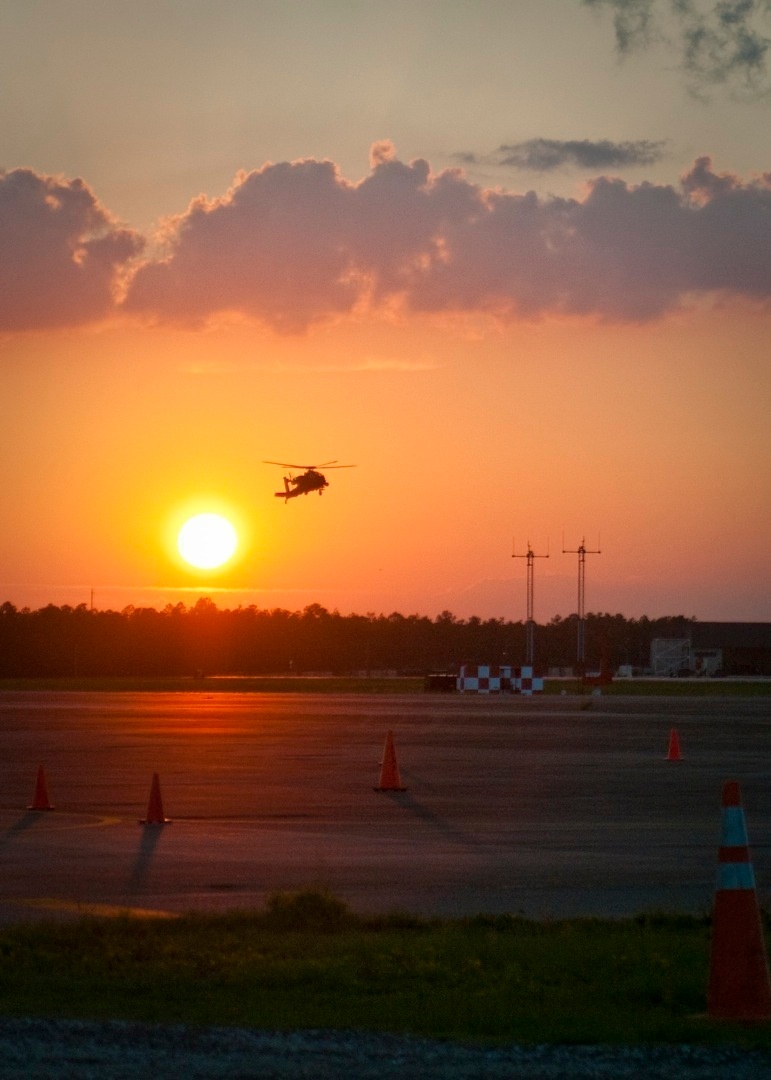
[177,513,238,570]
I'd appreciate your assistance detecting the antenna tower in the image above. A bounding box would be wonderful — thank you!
[512,539,549,666]
[562,535,601,672]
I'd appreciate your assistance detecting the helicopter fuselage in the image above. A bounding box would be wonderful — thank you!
[275,469,329,499]
[265,459,354,501]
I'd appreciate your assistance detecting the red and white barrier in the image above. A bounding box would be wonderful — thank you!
[457,664,512,693]
[457,665,543,695]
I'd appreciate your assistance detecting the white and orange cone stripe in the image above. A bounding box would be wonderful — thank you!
[716,782,755,889]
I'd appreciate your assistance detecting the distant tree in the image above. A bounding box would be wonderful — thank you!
[0,600,700,678]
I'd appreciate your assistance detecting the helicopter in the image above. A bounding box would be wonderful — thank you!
[263,460,356,501]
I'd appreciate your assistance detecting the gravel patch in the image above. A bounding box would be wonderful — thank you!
[0,1018,770,1079]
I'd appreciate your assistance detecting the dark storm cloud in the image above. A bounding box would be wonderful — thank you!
[0,169,143,331]
[124,146,771,329]
[583,0,771,92]
[488,138,667,171]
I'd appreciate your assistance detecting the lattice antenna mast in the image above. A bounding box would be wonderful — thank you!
[562,534,601,669]
[512,539,549,666]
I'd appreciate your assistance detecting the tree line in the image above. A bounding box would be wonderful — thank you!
[0,599,695,678]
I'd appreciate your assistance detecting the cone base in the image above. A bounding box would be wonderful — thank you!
[708,889,771,1022]
[140,774,169,825]
[374,786,407,792]
[29,767,54,810]
[666,730,681,760]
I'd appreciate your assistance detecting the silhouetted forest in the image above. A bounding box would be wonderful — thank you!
[0,599,695,677]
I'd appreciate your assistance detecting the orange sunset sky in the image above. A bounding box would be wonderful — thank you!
[1,1,769,622]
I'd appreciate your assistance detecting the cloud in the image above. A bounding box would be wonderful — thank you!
[583,0,659,54]
[124,146,771,328]
[462,138,667,172]
[0,169,143,332]
[679,0,771,88]
[124,148,472,331]
[5,149,771,335]
[583,0,771,94]
[125,158,359,334]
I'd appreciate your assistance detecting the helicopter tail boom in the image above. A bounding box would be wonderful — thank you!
[274,477,295,501]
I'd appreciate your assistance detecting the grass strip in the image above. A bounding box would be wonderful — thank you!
[1,890,770,1048]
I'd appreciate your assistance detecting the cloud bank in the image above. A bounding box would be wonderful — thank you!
[4,147,771,333]
[0,169,142,331]
[583,0,771,93]
[124,147,771,328]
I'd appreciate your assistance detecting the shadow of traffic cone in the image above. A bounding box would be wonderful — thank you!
[374,730,407,792]
[140,772,170,825]
[707,780,771,1021]
[28,765,54,811]
[667,728,682,761]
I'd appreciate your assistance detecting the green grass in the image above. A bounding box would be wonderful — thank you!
[568,678,771,697]
[1,890,770,1047]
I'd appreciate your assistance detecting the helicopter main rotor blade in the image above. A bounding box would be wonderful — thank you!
[263,459,356,470]
[263,460,312,469]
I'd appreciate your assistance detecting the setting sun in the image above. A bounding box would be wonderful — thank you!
[177,513,238,570]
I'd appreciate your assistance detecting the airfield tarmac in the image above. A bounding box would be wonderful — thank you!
[1,690,770,923]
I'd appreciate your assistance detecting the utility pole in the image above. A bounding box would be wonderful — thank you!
[562,535,600,673]
[512,540,549,667]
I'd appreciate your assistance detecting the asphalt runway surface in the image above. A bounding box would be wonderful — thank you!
[1,690,770,923]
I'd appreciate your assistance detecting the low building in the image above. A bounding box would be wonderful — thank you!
[650,622,771,677]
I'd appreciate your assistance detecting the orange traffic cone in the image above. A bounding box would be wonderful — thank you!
[140,772,170,825]
[28,765,54,811]
[667,728,682,761]
[374,730,407,792]
[707,780,771,1021]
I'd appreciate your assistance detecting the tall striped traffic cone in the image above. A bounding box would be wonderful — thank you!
[28,765,54,811]
[374,730,407,792]
[707,780,771,1021]
[666,728,682,761]
[140,772,170,825]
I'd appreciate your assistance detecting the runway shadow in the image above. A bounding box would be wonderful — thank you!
[0,811,47,850]
[125,824,165,899]
[382,782,476,847]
